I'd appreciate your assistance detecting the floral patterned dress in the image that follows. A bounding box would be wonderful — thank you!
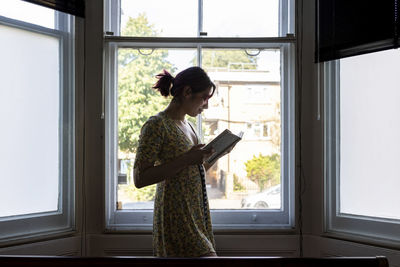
[134,111,216,257]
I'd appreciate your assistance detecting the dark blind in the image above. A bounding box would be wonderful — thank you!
[22,0,85,18]
[315,0,399,62]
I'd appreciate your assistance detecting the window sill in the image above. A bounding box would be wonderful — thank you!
[0,228,77,249]
[322,230,400,251]
[103,226,297,235]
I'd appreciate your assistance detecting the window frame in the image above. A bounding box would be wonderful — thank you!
[104,0,295,231]
[0,11,75,241]
[324,60,400,243]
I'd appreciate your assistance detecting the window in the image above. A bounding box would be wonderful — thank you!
[324,49,400,242]
[246,86,273,104]
[105,0,295,230]
[263,124,271,138]
[245,122,273,140]
[0,0,75,240]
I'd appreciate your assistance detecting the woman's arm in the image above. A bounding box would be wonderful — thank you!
[134,154,188,188]
[134,144,213,188]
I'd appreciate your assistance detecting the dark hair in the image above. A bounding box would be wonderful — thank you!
[153,67,216,98]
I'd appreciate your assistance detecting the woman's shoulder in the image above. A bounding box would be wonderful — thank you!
[142,112,167,131]
[146,113,162,123]
[146,112,166,125]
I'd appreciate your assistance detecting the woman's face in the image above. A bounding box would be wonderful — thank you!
[185,87,213,117]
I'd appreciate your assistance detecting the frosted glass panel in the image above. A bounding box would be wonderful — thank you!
[340,49,400,220]
[0,0,55,29]
[0,25,60,217]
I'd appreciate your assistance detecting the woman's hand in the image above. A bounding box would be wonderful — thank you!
[183,144,214,166]
[204,142,237,171]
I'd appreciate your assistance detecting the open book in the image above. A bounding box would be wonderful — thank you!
[203,129,244,164]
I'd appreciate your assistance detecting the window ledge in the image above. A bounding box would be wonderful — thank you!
[0,228,77,249]
[321,231,400,251]
[103,226,297,235]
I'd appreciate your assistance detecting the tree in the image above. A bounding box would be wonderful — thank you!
[118,13,174,154]
[201,49,258,71]
[245,153,280,191]
[120,183,156,202]
[233,174,246,192]
[117,14,174,202]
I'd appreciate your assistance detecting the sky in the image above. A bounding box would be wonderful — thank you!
[121,0,279,37]
[120,0,280,73]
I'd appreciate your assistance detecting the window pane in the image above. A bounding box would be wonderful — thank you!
[117,48,196,209]
[0,0,55,29]
[203,0,279,37]
[340,49,400,220]
[120,0,197,37]
[202,49,281,209]
[0,25,59,217]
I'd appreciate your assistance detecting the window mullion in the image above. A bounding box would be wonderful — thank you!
[197,44,203,138]
[198,0,203,37]
[105,43,119,226]
[104,36,296,47]
[104,0,120,35]
[0,15,64,37]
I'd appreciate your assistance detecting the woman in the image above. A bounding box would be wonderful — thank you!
[133,67,220,257]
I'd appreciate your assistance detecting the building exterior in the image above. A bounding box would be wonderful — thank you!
[203,68,281,203]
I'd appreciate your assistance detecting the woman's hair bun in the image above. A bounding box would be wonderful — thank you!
[153,69,174,97]
[153,66,215,99]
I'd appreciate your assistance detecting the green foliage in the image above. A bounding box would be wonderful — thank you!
[233,174,246,192]
[118,14,174,153]
[245,153,280,191]
[201,49,258,71]
[120,183,157,202]
[121,12,159,37]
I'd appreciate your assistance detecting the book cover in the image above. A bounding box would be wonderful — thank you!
[203,129,244,164]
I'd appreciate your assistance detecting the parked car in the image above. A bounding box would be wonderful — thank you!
[241,184,281,209]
